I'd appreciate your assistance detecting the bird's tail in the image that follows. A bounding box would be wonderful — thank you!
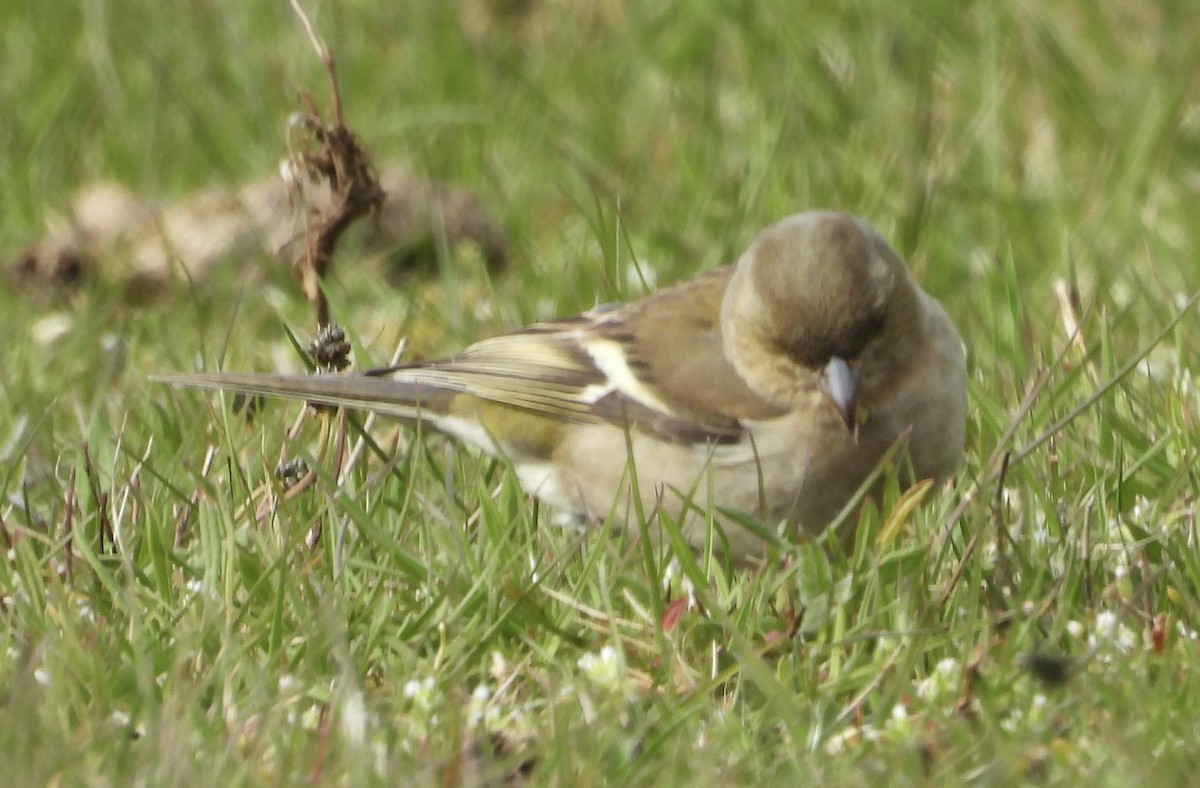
[151,371,454,421]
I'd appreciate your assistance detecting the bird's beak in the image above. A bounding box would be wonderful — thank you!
[819,356,860,435]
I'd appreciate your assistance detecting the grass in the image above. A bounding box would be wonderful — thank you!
[2,0,1200,783]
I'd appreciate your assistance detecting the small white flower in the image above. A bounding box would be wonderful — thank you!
[681,576,697,610]
[489,651,508,682]
[403,677,437,712]
[466,684,494,729]
[34,668,50,686]
[1094,611,1119,638]
[1089,610,1138,655]
[980,541,999,570]
[662,557,680,588]
[883,703,912,742]
[1116,625,1139,652]
[916,658,959,701]
[300,703,323,731]
[1066,620,1085,639]
[1024,693,1050,727]
[1113,563,1128,581]
[823,726,863,755]
[578,645,626,690]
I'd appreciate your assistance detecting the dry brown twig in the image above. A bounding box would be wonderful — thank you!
[248,2,388,549]
[285,0,386,329]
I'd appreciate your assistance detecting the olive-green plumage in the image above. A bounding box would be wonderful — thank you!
[155,211,967,560]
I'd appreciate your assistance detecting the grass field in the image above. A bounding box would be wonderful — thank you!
[2,0,1199,784]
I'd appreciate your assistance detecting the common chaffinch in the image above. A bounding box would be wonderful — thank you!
[156,211,967,559]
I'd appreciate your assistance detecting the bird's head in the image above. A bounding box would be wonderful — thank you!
[722,211,922,433]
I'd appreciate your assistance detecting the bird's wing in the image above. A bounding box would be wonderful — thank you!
[380,266,788,445]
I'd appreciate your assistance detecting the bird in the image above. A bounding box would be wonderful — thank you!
[154,211,967,560]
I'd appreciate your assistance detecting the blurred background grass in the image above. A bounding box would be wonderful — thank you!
[1,0,1199,783]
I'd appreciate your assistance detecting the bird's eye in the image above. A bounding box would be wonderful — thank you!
[833,312,885,360]
[776,338,828,369]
